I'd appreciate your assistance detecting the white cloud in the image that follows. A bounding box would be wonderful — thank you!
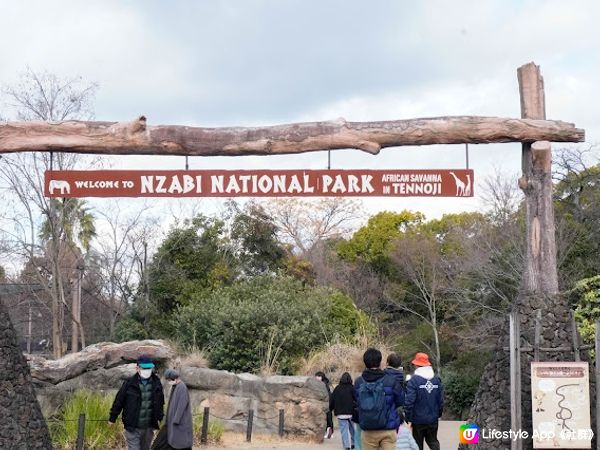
[0,0,597,222]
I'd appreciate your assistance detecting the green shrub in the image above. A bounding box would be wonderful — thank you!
[172,275,370,374]
[50,390,124,449]
[442,350,489,419]
[193,409,224,444]
[114,316,149,342]
[572,275,600,345]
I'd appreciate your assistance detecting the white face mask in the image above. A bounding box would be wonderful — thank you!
[168,380,177,386]
[140,369,153,379]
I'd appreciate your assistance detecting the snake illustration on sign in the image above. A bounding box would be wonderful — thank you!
[531,362,592,449]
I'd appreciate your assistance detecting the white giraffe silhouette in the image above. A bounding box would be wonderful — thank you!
[449,172,465,196]
[464,174,472,196]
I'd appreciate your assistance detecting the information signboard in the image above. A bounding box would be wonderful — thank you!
[45,169,474,198]
[531,362,592,449]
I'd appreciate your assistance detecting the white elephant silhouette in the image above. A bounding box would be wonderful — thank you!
[49,179,71,195]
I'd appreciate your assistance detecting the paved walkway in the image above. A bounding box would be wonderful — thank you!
[200,421,463,450]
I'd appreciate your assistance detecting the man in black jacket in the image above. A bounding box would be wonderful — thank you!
[109,355,165,450]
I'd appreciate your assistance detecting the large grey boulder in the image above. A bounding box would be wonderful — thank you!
[30,343,329,441]
[181,368,329,439]
[28,340,175,384]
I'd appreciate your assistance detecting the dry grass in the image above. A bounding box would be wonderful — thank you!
[297,336,393,384]
[177,350,208,369]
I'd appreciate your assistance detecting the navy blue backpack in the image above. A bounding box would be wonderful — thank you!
[357,377,388,430]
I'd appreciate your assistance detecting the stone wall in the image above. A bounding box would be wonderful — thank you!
[460,294,595,450]
[30,341,329,441]
[181,367,328,438]
[0,298,52,450]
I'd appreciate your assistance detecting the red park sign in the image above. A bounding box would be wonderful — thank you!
[44,169,474,198]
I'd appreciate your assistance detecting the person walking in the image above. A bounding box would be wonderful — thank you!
[109,354,165,450]
[316,371,334,439]
[354,348,404,450]
[404,353,443,450]
[352,407,362,450]
[384,353,404,389]
[395,413,419,450]
[330,372,356,450]
[164,369,193,450]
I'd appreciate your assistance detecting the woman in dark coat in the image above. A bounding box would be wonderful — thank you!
[330,372,356,450]
[315,371,334,439]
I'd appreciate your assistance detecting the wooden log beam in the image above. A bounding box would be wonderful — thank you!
[0,115,584,157]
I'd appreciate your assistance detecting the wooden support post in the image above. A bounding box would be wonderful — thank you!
[75,413,85,450]
[571,310,581,362]
[534,309,542,362]
[278,409,285,438]
[246,409,254,443]
[594,321,600,450]
[200,407,209,445]
[517,62,558,296]
[510,310,523,450]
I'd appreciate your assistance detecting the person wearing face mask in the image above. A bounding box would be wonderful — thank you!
[163,369,193,450]
[109,354,165,450]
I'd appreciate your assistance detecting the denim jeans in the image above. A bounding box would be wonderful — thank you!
[124,427,153,450]
[338,418,355,449]
[354,423,362,450]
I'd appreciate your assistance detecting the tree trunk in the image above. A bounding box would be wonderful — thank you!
[77,269,85,349]
[0,115,584,156]
[71,277,79,353]
[431,311,441,371]
[51,272,63,359]
[0,297,53,449]
[511,61,560,450]
[517,63,559,294]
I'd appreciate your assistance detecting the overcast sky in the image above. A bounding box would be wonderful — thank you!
[1,0,598,220]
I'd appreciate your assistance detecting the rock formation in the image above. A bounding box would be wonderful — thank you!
[0,299,52,450]
[30,340,329,441]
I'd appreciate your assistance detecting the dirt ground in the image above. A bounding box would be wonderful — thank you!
[198,421,463,450]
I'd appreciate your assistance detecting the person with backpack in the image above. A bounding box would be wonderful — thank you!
[354,348,404,450]
[404,353,443,450]
[330,372,356,450]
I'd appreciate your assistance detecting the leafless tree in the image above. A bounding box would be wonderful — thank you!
[386,235,454,368]
[89,201,159,339]
[262,198,363,255]
[479,168,523,225]
[0,68,98,357]
[309,239,386,317]
[552,144,600,288]
[3,67,98,121]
